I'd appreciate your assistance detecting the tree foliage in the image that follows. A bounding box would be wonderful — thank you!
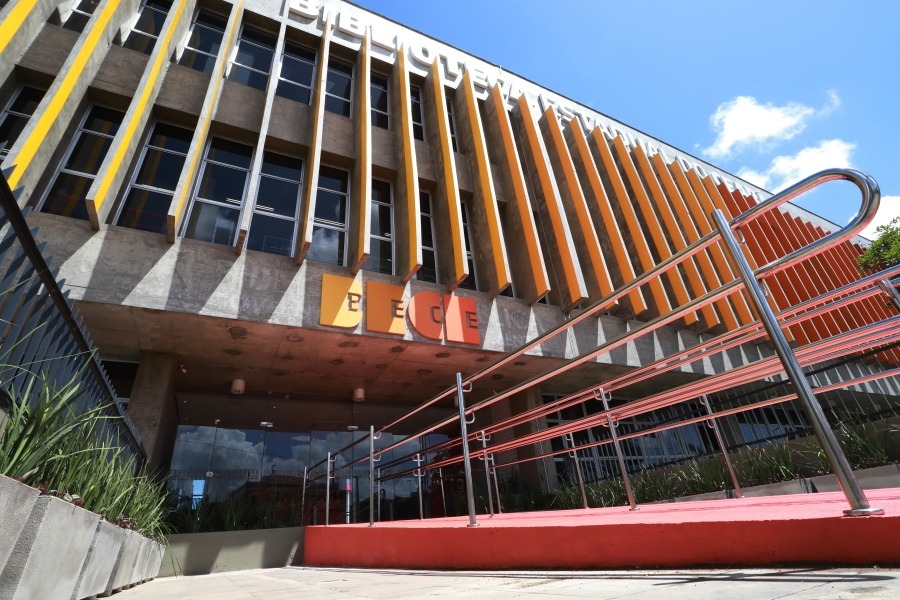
[858,216,900,271]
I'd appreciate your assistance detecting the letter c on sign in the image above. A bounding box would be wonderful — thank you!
[408,291,443,340]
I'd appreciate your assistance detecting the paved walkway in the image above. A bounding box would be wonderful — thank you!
[117,567,900,599]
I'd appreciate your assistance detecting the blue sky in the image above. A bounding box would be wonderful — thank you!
[354,0,899,237]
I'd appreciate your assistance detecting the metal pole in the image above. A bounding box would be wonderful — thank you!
[437,468,447,517]
[376,467,382,522]
[565,433,589,509]
[878,278,900,311]
[478,432,495,517]
[300,466,308,526]
[414,453,425,520]
[712,209,882,516]
[491,459,503,513]
[456,372,478,527]
[369,426,376,527]
[699,395,742,498]
[601,393,638,510]
[325,452,332,526]
[345,478,351,524]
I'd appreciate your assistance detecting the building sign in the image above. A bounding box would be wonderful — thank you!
[319,274,480,344]
[287,0,765,200]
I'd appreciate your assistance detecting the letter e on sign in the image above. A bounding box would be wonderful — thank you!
[320,274,363,328]
[444,295,480,345]
[366,281,406,335]
[408,291,443,340]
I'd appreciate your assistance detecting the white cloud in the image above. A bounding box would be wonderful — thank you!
[736,139,856,192]
[703,92,840,159]
[860,195,900,239]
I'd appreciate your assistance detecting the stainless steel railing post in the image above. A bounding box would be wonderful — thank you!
[878,279,900,311]
[477,431,495,517]
[300,466,308,526]
[600,391,638,510]
[491,459,503,514]
[565,433,589,509]
[368,426,381,527]
[456,372,479,527]
[325,452,333,526]
[413,453,425,520]
[437,467,447,517]
[699,395,743,498]
[712,208,882,516]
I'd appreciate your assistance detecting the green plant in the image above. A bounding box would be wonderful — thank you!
[670,459,729,497]
[858,216,900,271]
[586,478,626,507]
[632,468,676,503]
[734,442,797,487]
[835,421,891,470]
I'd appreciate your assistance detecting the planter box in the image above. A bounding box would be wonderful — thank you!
[0,475,39,572]
[739,478,812,498]
[161,527,304,576]
[0,495,100,600]
[131,537,153,585]
[809,464,900,493]
[102,529,143,595]
[145,542,164,581]
[71,520,127,600]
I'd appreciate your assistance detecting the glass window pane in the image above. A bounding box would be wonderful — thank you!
[261,151,302,181]
[419,249,437,282]
[235,40,273,73]
[419,193,431,214]
[196,10,227,32]
[228,65,269,91]
[187,23,223,55]
[63,11,90,32]
[325,71,351,99]
[207,138,253,168]
[372,111,388,129]
[0,114,27,156]
[185,202,240,245]
[285,42,315,62]
[363,238,392,274]
[197,163,248,206]
[370,202,391,237]
[275,80,311,105]
[256,176,299,218]
[149,122,192,153]
[117,188,172,233]
[122,31,156,55]
[42,172,92,220]
[134,148,186,191]
[242,26,276,47]
[308,226,344,265]
[420,214,433,247]
[281,53,314,87]
[64,132,113,174]
[179,49,217,74]
[413,123,424,141]
[133,5,167,37]
[371,180,391,204]
[318,166,348,193]
[324,95,350,117]
[83,106,123,136]
[9,87,45,115]
[371,79,388,112]
[247,213,294,256]
[314,190,346,226]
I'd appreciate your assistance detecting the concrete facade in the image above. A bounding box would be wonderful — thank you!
[0,0,896,512]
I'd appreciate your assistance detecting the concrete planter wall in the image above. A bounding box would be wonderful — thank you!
[0,495,100,600]
[0,475,39,571]
[809,464,900,493]
[161,527,304,577]
[71,520,127,600]
[0,475,163,600]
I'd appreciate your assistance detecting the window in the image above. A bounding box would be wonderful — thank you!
[41,106,124,220]
[363,179,393,274]
[0,86,45,159]
[178,10,227,74]
[275,42,316,104]
[62,0,100,33]
[121,0,171,55]
[324,58,352,117]
[370,73,389,129]
[247,151,303,257]
[183,138,253,246]
[446,94,458,152]
[116,122,192,233]
[228,25,276,91]
[457,202,477,290]
[417,192,438,283]
[410,85,424,141]
[308,166,349,265]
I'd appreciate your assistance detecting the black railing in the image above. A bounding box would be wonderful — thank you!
[0,167,146,463]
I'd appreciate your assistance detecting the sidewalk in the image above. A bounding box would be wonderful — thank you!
[117,567,900,599]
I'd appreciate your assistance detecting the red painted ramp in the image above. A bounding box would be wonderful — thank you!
[304,489,900,569]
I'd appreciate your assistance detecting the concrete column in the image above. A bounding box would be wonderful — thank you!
[508,387,558,494]
[127,352,178,473]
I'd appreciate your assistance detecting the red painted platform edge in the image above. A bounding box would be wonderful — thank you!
[303,491,900,569]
